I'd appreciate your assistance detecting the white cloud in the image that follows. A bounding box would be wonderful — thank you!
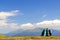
[0,10,60,33]
[0,10,20,34]
[0,12,15,19]
[0,10,20,25]
[42,15,47,18]
[36,19,60,30]
[10,19,60,31]
[0,10,20,30]
[14,19,60,31]
[0,20,7,25]
[10,10,20,13]
[9,23,19,29]
[20,23,35,30]
[0,19,60,34]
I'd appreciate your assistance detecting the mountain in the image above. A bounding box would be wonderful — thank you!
[5,28,60,36]
[5,28,43,36]
[52,29,60,36]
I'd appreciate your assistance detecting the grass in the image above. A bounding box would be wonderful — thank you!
[0,36,59,40]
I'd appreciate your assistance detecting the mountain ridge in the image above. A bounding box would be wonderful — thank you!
[5,28,60,36]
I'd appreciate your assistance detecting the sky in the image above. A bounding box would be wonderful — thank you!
[0,0,60,34]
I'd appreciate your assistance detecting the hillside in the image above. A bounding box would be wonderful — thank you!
[0,36,60,40]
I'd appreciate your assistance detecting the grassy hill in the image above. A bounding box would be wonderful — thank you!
[0,36,60,40]
[0,34,6,38]
[0,34,60,40]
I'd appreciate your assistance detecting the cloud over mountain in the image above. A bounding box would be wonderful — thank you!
[17,20,60,31]
[0,10,60,34]
[36,20,60,30]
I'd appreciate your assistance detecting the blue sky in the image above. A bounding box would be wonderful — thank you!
[0,0,60,23]
[0,0,60,34]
